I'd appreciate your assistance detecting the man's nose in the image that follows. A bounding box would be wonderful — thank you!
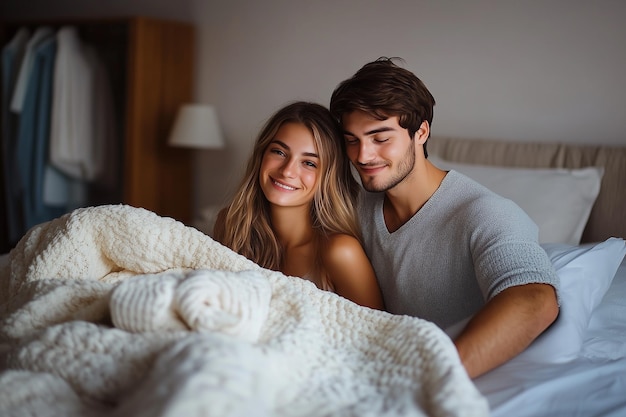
[356,141,376,164]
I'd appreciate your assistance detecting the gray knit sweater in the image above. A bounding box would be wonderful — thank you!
[358,170,559,329]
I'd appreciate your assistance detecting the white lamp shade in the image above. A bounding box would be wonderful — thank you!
[168,104,225,149]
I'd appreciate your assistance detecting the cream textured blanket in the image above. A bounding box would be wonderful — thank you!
[0,205,489,417]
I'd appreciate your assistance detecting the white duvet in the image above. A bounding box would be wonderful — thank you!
[0,205,488,417]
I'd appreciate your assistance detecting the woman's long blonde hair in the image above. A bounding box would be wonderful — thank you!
[214,101,361,285]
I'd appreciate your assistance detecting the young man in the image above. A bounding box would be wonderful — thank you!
[329,57,559,378]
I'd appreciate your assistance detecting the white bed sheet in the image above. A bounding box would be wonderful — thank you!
[475,258,626,417]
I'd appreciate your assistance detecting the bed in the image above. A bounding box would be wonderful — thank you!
[429,137,626,417]
[0,137,625,417]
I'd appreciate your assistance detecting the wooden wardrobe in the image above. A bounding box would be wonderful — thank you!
[0,17,194,252]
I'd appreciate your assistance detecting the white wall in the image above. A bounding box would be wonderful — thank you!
[3,0,626,220]
[191,0,626,218]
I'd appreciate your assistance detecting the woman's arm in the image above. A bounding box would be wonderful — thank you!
[321,234,384,310]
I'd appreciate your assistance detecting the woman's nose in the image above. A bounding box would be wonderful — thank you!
[279,158,297,178]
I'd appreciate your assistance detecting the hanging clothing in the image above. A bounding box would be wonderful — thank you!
[1,28,29,245]
[49,26,116,185]
[2,25,118,241]
[15,35,66,230]
[10,27,53,113]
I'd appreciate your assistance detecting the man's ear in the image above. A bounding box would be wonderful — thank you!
[413,121,430,145]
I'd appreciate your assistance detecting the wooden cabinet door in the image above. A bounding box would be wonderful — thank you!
[124,17,194,224]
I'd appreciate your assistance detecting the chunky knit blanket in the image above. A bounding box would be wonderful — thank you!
[0,205,489,417]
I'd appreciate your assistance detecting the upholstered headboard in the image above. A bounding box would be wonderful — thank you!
[428,137,626,243]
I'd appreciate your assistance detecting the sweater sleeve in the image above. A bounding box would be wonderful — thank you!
[468,196,560,302]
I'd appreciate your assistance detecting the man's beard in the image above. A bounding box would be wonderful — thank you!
[361,143,415,193]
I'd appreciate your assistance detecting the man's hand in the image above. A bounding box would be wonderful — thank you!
[454,283,559,378]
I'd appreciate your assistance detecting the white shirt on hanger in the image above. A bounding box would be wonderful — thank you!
[49,26,115,184]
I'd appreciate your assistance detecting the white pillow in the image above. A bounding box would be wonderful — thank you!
[429,155,603,245]
[444,238,626,364]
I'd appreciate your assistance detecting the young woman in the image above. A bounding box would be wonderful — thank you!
[213,101,383,309]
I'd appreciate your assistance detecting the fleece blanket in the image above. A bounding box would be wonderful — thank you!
[0,204,489,417]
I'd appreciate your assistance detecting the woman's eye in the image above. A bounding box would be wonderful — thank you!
[304,160,317,168]
[270,148,286,157]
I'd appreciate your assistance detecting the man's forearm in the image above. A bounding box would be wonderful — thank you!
[453,283,559,378]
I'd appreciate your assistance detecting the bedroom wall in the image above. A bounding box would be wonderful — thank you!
[3,0,625,224]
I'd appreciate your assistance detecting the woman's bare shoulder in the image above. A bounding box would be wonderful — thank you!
[319,233,383,310]
[320,234,366,262]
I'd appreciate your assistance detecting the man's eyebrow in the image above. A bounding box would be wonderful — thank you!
[343,126,397,137]
[271,139,318,158]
